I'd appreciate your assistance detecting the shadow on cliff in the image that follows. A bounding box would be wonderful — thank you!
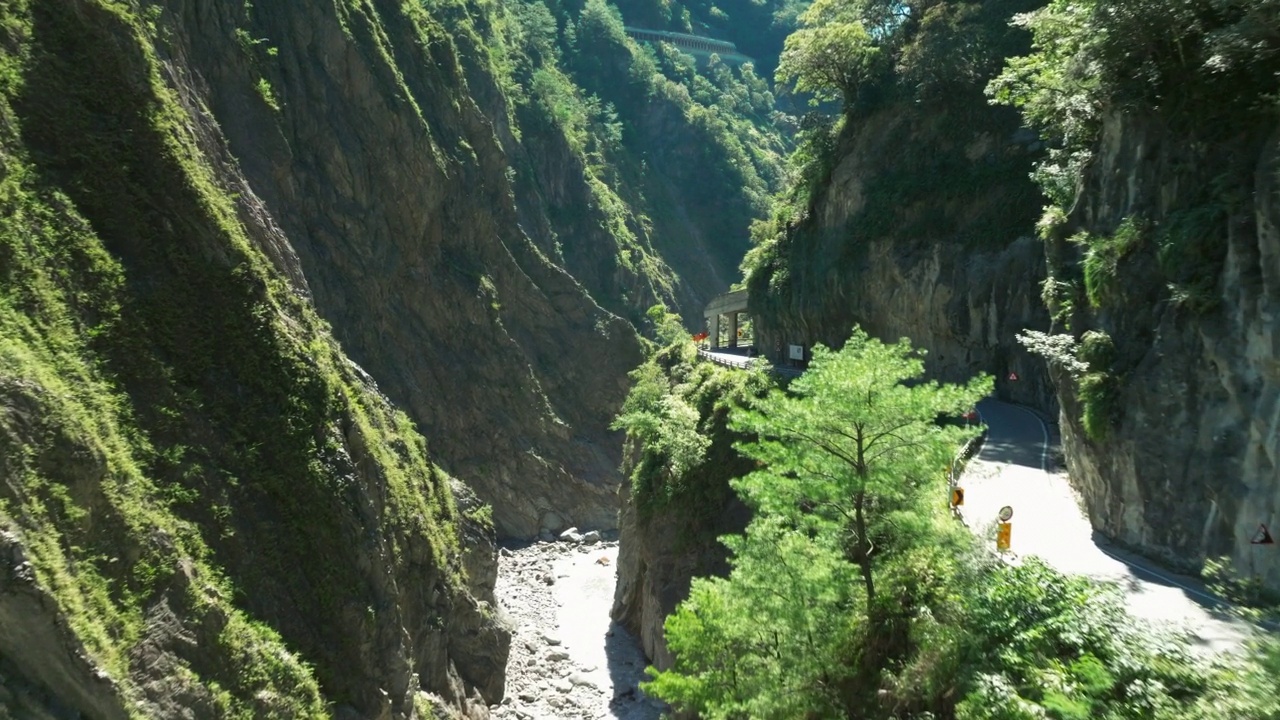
[604,622,664,720]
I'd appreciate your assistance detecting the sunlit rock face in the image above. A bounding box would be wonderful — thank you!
[1050,114,1280,590]
[749,102,1056,418]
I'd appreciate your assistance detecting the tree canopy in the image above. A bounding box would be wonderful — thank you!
[776,0,883,104]
[645,328,989,715]
[729,329,988,609]
[639,327,1280,719]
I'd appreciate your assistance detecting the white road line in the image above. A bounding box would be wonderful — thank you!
[1003,401,1243,615]
[1092,544,1231,608]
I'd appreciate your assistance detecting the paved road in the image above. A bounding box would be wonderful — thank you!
[698,349,754,368]
[960,399,1254,654]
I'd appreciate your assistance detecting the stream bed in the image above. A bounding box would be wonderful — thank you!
[491,540,663,720]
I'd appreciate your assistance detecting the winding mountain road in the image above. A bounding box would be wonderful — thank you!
[960,399,1255,654]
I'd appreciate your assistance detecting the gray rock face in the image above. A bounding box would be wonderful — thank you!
[749,105,1056,414]
[612,478,750,671]
[1,2,516,714]
[0,532,130,720]
[158,0,644,539]
[454,480,500,605]
[1050,114,1280,590]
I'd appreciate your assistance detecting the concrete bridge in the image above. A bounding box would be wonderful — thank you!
[623,27,754,66]
[703,289,750,349]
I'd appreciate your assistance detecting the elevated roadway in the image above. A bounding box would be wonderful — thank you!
[623,27,753,66]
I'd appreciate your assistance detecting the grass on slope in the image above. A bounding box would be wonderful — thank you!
[1,0,464,713]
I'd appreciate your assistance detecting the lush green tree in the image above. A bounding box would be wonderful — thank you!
[775,0,883,104]
[611,342,711,503]
[645,328,988,717]
[637,327,1280,719]
[648,516,860,718]
[730,328,988,615]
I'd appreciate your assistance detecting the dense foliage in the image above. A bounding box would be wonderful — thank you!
[612,0,805,76]
[0,0,476,713]
[991,0,1280,325]
[744,0,1043,294]
[612,327,771,523]
[990,0,1280,217]
[639,330,1280,719]
[995,0,1280,438]
[471,0,792,323]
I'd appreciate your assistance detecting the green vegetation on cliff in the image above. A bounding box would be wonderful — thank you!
[635,331,1280,719]
[744,0,1045,336]
[613,332,770,526]
[991,0,1280,320]
[996,0,1279,445]
[0,0,494,714]
[476,0,792,320]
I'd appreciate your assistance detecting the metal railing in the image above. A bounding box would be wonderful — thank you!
[949,428,986,486]
[948,427,987,525]
[696,347,755,369]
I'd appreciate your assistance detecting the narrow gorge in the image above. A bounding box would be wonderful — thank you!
[3,0,1279,718]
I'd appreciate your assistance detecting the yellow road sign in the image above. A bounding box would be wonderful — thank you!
[950,487,964,507]
[996,522,1012,551]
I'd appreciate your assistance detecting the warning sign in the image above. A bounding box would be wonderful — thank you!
[996,522,1012,551]
[951,487,965,507]
[1008,371,1019,381]
[1251,524,1274,545]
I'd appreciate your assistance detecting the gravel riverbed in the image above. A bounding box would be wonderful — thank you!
[491,539,663,720]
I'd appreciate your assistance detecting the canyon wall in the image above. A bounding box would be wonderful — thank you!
[1048,113,1280,589]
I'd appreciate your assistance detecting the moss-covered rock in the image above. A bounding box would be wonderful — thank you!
[610,344,765,668]
[0,0,507,716]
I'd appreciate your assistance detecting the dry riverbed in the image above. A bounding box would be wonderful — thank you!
[491,538,663,720]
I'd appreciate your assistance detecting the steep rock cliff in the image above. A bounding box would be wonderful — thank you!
[1047,113,1280,589]
[147,0,788,538]
[748,104,1055,411]
[739,0,1057,412]
[612,474,748,670]
[152,0,649,538]
[609,347,756,669]
[1,0,514,716]
[988,0,1280,592]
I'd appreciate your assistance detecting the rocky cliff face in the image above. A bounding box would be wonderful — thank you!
[1047,113,1280,590]
[749,104,1056,412]
[0,0,786,711]
[612,476,748,670]
[1,0,788,710]
[155,0,652,539]
[608,350,757,670]
[146,0,788,539]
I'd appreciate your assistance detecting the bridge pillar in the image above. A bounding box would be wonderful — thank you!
[728,312,739,348]
[707,313,721,349]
